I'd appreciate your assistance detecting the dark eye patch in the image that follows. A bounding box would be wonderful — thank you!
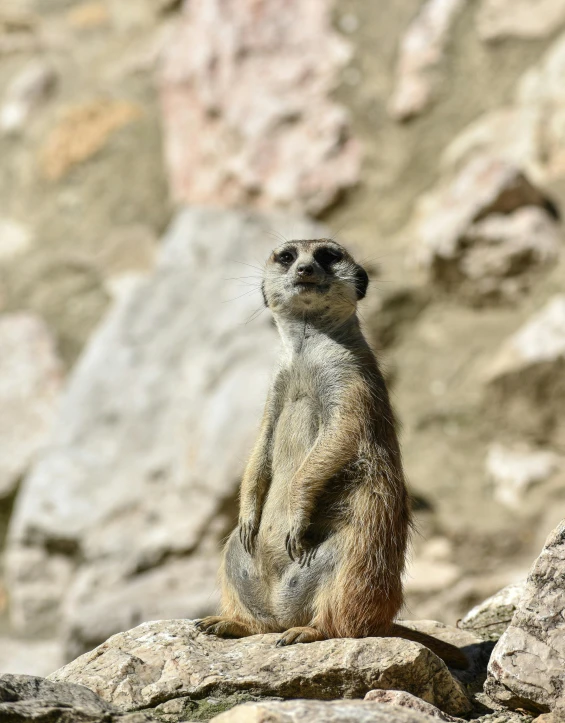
[275,249,296,265]
[314,247,343,268]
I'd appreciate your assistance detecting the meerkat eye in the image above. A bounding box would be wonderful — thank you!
[276,250,295,265]
[314,247,343,268]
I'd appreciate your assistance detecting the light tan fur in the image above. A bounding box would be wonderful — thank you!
[197,239,468,668]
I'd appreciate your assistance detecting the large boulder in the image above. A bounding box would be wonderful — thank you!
[5,208,326,656]
[49,619,472,718]
[158,0,360,216]
[458,581,526,642]
[485,520,565,713]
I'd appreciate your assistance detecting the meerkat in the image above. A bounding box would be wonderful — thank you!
[197,239,468,669]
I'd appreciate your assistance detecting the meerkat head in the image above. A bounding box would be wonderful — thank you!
[262,239,369,322]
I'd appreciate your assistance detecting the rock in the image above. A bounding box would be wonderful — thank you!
[459,581,526,641]
[49,619,472,717]
[389,0,466,121]
[0,638,63,677]
[0,59,56,135]
[364,690,461,722]
[0,673,155,722]
[485,520,565,713]
[158,0,360,215]
[413,156,560,301]
[5,208,326,652]
[485,296,565,443]
[476,0,565,42]
[486,444,561,509]
[450,207,560,302]
[0,313,63,500]
[211,699,451,723]
[397,619,490,690]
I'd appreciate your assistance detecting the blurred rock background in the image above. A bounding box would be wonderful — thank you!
[0,0,564,676]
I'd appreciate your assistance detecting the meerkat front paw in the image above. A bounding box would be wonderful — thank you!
[238,517,259,555]
[195,616,253,638]
[285,522,318,567]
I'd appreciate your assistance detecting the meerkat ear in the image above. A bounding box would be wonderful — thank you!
[261,281,269,307]
[354,266,369,300]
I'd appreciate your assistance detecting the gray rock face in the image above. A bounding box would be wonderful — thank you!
[459,581,525,641]
[0,312,63,500]
[485,520,565,713]
[5,208,326,653]
[0,674,154,722]
[210,699,450,723]
[49,619,472,717]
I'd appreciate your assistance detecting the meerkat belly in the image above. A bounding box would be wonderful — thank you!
[224,395,340,628]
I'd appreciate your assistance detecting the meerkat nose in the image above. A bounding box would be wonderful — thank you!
[296,263,314,276]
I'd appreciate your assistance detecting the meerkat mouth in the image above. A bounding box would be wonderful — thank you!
[293,280,329,293]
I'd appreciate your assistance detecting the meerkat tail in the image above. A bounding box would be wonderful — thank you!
[387,622,469,670]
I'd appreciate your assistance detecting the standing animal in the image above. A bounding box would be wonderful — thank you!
[197,239,467,669]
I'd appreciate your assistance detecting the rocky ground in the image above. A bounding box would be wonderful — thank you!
[1,519,564,721]
[0,0,564,712]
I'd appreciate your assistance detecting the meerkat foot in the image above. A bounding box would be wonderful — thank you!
[195,616,254,638]
[276,626,326,647]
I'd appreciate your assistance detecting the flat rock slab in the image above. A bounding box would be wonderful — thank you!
[210,699,452,723]
[486,520,565,713]
[0,673,154,722]
[49,619,471,717]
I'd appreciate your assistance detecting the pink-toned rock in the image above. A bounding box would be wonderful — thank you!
[413,156,560,301]
[158,0,361,215]
[389,0,466,121]
[364,690,461,722]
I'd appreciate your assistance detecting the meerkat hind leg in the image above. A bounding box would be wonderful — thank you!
[195,616,255,638]
[276,626,327,647]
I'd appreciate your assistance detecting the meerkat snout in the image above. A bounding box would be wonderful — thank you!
[262,239,369,317]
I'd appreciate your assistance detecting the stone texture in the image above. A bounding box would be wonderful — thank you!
[485,520,565,713]
[158,0,361,215]
[364,690,461,721]
[0,674,155,722]
[459,581,526,641]
[486,444,562,509]
[211,699,448,723]
[5,208,325,652]
[0,313,63,500]
[413,156,560,301]
[476,0,565,42]
[49,619,472,717]
[389,0,466,121]
[485,296,565,443]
